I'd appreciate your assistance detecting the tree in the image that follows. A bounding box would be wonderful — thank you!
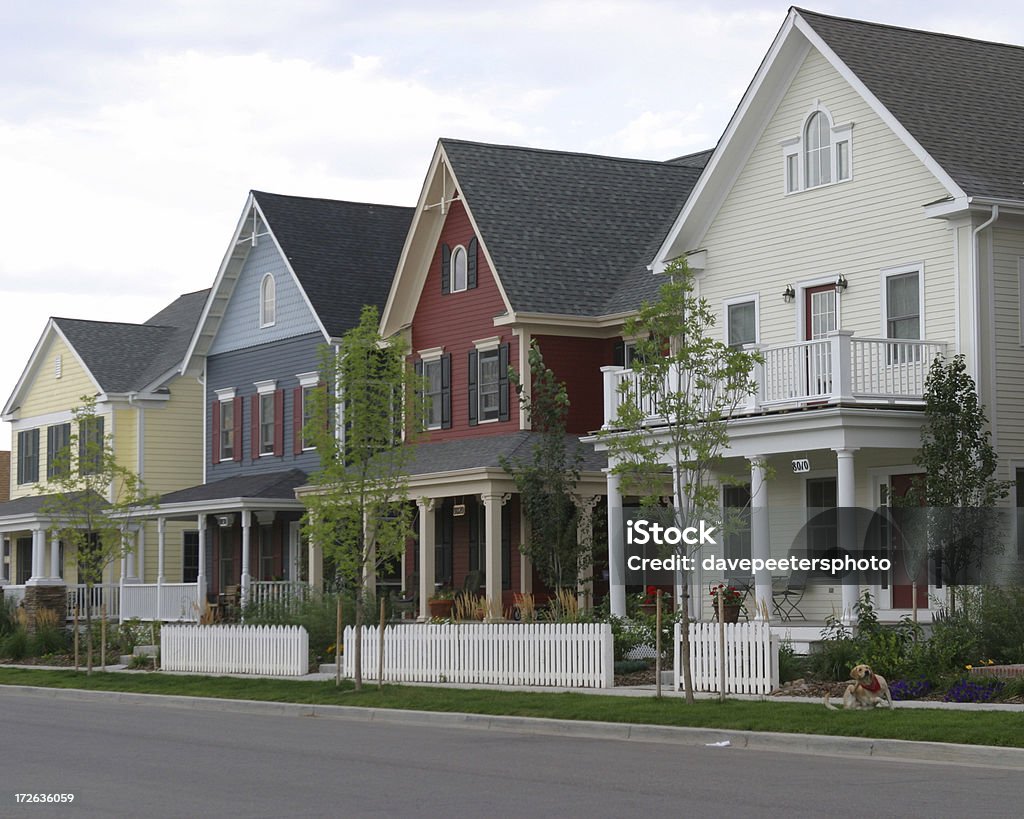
[301,305,419,691]
[503,341,590,591]
[41,396,158,673]
[599,258,759,702]
[907,354,1010,611]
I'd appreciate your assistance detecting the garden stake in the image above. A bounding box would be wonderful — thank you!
[717,590,725,703]
[655,593,662,699]
[73,607,79,671]
[101,603,107,672]
[335,596,342,687]
[378,597,385,691]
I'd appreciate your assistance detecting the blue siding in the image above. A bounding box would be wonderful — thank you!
[207,333,328,480]
[209,234,322,355]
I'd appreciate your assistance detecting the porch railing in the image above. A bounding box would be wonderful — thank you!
[66,584,120,620]
[248,580,308,614]
[121,582,200,622]
[602,332,947,428]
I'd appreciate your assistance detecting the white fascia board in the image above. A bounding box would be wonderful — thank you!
[130,497,306,520]
[492,310,634,333]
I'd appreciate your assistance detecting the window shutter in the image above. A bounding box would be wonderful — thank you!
[467,349,478,426]
[613,340,625,367]
[211,400,221,465]
[274,389,284,456]
[498,342,510,422]
[250,394,260,462]
[233,397,244,462]
[441,244,451,295]
[441,353,452,429]
[467,237,478,289]
[293,387,303,455]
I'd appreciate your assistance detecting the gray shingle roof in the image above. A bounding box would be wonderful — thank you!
[403,432,606,478]
[53,289,209,393]
[799,8,1024,202]
[440,140,707,316]
[252,192,414,338]
[158,469,308,505]
[0,490,107,519]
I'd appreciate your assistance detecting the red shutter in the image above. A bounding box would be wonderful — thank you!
[211,400,221,465]
[250,394,260,461]
[233,396,244,462]
[293,387,303,455]
[274,389,284,456]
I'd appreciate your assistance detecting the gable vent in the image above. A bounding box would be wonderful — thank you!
[54,354,62,380]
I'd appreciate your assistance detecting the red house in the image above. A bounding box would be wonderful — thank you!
[380,139,708,616]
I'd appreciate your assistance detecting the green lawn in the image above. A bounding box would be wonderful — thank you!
[1,667,1021,748]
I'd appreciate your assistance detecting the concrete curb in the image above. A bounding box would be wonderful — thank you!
[4,683,1023,770]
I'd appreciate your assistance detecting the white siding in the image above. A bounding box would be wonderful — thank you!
[991,225,1024,464]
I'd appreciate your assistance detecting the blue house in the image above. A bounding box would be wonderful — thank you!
[153,191,412,612]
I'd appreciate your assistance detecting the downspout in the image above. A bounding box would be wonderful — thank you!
[971,206,999,441]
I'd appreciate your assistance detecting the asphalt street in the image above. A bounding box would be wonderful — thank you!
[1,688,1020,818]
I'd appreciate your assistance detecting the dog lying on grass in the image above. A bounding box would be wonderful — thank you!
[823,663,894,710]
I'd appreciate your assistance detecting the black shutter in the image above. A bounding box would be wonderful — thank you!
[441,353,452,429]
[501,504,511,590]
[467,236,478,289]
[467,349,478,426]
[441,244,451,295]
[613,339,625,367]
[468,499,479,572]
[498,343,510,422]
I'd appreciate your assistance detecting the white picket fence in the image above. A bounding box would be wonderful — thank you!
[342,622,614,688]
[677,621,779,695]
[162,624,309,676]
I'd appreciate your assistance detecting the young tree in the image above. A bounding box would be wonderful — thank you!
[41,396,158,673]
[908,354,1010,611]
[301,305,419,691]
[599,258,759,703]
[503,341,590,591]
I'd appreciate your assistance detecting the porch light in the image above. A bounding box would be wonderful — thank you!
[835,274,848,292]
[782,284,795,303]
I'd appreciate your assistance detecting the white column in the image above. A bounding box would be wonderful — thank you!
[240,509,252,608]
[196,514,207,610]
[749,456,771,621]
[125,530,138,583]
[417,498,436,621]
[49,534,64,584]
[307,535,323,593]
[607,470,626,617]
[836,447,859,623]
[156,517,166,621]
[482,492,503,620]
[26,528,46,585]
[136,528,146,582]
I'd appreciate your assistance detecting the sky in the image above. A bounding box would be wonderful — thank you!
[3,0,1024,449]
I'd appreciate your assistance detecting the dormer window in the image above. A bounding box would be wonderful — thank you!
[260,273,276,327]
[783,103,853,193]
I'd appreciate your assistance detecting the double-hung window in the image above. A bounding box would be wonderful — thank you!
[17,429,40,485]
[220,399,235,460]
[78,416,104,476]
[468,340,510,425]
[725,297,758,348]
[46,423,71,479]
[883,265,923,363]
[260,393,275,455]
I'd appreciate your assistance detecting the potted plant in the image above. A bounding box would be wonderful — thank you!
[710,583,744,623]
[428,587,455,619]
[636,585,669,616]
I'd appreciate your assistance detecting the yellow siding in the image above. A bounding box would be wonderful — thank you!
[114,408,138,477]
[142,374,204,494]
[19,335,97,417]
[698,49,955,349]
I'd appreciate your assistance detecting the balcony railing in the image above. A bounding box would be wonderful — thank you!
[602,331,947,428]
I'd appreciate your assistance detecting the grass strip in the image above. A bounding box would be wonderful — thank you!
[1,667,1021,748]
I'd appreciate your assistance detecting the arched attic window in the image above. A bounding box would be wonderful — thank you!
[783,104,853,193]
[451,245,468,292]
[260,273,276,328]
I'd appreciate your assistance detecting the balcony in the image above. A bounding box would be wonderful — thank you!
[602,331,947,429]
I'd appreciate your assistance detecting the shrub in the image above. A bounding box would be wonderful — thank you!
[244,591,354,665]
[1,627,30,661]
[0,597,16,638]
[778,641,808,683]
[29,609,68,656]
[943,677,1005,703]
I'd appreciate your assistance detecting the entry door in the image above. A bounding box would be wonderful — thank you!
[888,474,929,609]
[805,285,836,396]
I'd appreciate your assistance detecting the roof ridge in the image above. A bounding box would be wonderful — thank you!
[795,6,1024,52]
[440,137,695,169]
[252,190,413,211]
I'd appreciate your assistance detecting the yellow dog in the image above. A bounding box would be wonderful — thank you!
[824,664,894,710]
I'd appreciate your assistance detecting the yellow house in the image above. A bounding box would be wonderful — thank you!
[0,289,208,621]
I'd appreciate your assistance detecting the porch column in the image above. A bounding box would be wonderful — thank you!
[835,447,859,623]
[196,514,207,610]
[125,530,138,583]
[575,495,599,610]
[417,497,436,621]
[136,529,146,583]
[481,492,504,620]
[749,456,771,621]
[49,534,64,584]
[307,535,323,593]
[156,517,166,621]
[607,470,626,617]
[240,510,252,609]
[26,526,46,584]
[519,505,532,595]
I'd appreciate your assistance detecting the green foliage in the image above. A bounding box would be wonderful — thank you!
[504,342,587,590]
[29,613,68,657]
[115,618,158,655]
[777,641,807,684]
[1,627,30,661]
[0,597,16,639]
[301,306,419,688]
[244,592,355,666]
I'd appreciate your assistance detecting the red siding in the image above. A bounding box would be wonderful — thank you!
[410,200,518,440]
[533,335,617,434]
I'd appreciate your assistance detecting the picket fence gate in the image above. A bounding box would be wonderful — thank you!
[162,624,309,676]
[342,622,614,688]
[677,621,779,695]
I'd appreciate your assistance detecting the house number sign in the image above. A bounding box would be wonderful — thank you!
[791,458,811,473]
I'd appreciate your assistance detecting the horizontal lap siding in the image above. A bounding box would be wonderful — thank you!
[533,335,615,434]
[411,200,518,440]
[143,374,204,494]
[207,333,325,479]
[992,226,1024,468]
[699,49,954,350]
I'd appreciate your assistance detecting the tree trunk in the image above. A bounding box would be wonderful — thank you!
[353,591,364,691]
[85,585,94,675]
[679,575,695,704]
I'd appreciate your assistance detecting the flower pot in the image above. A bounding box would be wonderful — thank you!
[639,603,658,616]
[720,603,741,623]
[428,599,453,619]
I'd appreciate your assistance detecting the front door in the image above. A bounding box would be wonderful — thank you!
[888,474,929,609]
[805,284,837,397]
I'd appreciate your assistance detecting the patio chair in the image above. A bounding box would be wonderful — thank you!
[462,569,484,595]
[772,572,807,621]
[391,573,418,620]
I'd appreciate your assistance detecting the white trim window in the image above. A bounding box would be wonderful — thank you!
[451,245,468,293]
[882,265,923,341]
[423,358,444,430]
[782,103,853,193]
[724,295,759,347]
[260,273,276,328]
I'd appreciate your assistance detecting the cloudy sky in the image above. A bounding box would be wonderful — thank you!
[3,0,1024,448]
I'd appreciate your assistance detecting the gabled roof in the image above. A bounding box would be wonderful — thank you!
[799,8,1024,203]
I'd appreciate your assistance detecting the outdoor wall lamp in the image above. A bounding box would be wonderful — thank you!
[782,284,795,303]
[835,274,848,292]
